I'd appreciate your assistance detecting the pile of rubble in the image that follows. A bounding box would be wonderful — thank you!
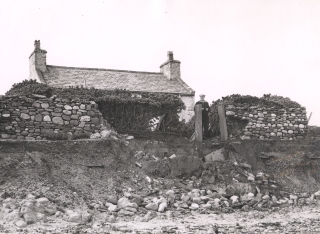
[2,176,320,230]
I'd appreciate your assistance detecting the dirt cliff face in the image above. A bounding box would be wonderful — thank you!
[0,139,139,205]
[223,140,320,193]
[0,137,200,204]
[1,137,320,232]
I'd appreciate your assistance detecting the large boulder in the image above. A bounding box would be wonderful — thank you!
[65,210,82,223]
[23,212,37,224]
[15,220,27,228]
[204,149,225,162]
[4,210,20,223]
[145,203,158,211]
[226,183,256,197]
[105,195,118,205]
[117,197,137,209]
[143,155,202,178]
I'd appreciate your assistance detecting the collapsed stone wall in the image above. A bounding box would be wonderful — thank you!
[225,105,308,140]
[0,95,103,140]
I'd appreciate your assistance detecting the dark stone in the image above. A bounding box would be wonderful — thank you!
[18,121,26,128]
[87,111,95,117]
[54,108,62,113]
[32,102,41,108]
[34,114,43,122]
[105,195,118,205]
[41,129,54,135]
[62,115,71,121]
[84,126,91,131]
[71,115,79,120]
[20,109,30,114]
[52,112,62,117]
[70,120,79,126]
[21,131,29,136]
[12,101,21,107]
[91,117,99,124]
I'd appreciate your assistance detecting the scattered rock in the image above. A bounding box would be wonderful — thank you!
[15,220,27,228]
[145,203,158,211]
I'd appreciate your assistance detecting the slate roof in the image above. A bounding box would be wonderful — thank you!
[41,65,194,95]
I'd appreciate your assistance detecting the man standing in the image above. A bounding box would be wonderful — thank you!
[195,94,210,138]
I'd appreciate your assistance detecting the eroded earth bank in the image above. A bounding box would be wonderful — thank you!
[1,135,320,233]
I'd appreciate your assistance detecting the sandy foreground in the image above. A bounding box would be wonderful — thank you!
[1,205,320,233]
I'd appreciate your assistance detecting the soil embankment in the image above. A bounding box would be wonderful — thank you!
[0,137,320,233]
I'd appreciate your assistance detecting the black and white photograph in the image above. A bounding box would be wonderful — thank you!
[0,0,320,233]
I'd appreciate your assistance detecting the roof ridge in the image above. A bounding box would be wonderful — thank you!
[46,65,162,75]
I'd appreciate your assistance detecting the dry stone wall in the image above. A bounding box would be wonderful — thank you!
[225,105,308,140]
[0,95,103,140]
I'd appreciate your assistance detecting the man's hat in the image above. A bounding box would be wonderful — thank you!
[199,94,205,97]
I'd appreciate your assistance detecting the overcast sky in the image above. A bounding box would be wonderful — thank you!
[0,0,319,125]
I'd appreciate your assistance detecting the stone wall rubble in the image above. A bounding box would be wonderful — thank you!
[0,95,103,140]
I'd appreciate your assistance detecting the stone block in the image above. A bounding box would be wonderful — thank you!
[84,126,91,131]
[20,109,30,114]
[87,110,95,116]
[18,121,26,128]
[52,112,62,117]
[91,117,99,124]
[20,113,30,120]
[34,114,43,122]
[41,129,54,135]
[204,149,225,162]
[62,114,71,120]
[80,116,90,122]
[52,117,64,125]
[21,131,29,136]
[70,120,79,125]
[78,122,85,128]
[71,115,79,120]
[64,105,72,110]
[25,137,35,141]
[226,111,235,116]
[63,110,72,115]
[32,102,41,108]
[54,108,62,113]
[43,115,51,122]
[1,134,10,139]
[41,103,49,109]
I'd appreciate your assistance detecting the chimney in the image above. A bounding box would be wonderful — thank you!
[29,40,47,82]
[34,40,41,50]
[160,51,181,80]
[168,51,174,61]
[29,40,47,73]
